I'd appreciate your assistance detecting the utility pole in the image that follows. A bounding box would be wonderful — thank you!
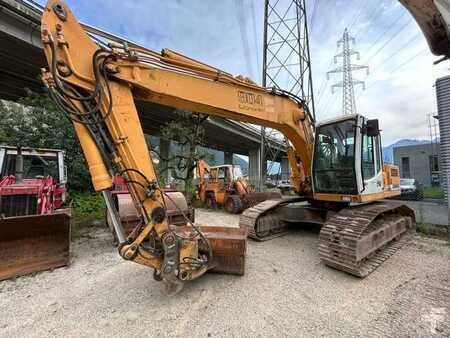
[327,29,369,115]
[261,0,315,190]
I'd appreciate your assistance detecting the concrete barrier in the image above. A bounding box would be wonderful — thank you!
[401,200,449,227]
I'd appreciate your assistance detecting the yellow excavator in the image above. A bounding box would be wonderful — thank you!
[40,0,449,292]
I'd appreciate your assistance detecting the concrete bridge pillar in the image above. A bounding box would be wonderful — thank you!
[281,157,290,182]
[159,138,171,185]
[224,151,233,165]
[261,158,267,190]
[249,149,266,189]
[248,148,260,188]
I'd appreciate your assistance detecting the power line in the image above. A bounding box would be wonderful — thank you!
[250,0,261,84]
[317,1,374,113]
[363,11,407,56]
[309,0,319,34]
[371,33,421,69]
[322,89,340,116]
[316,47,339,107]
[364,19,411,63]
[390,48,428,72]
[235,0,255,79]
[354,1,383,38]
[348,0,369,31]
[357,48,428,99]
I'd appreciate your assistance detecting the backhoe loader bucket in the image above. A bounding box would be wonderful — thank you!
[176,226,247,275]
[0,212,71,281]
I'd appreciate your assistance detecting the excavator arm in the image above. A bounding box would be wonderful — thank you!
[40,0,314,292]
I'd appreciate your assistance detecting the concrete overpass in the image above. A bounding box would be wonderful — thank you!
[0,0,289,182]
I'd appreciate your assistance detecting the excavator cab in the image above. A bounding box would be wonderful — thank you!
[313,114,397,203]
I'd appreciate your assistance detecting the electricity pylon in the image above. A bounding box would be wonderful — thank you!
[327,29,369,115]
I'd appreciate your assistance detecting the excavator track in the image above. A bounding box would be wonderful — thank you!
[318,201,415,277]
[239,197,306,241]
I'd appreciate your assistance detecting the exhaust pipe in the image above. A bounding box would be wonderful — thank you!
[15,147,24,184]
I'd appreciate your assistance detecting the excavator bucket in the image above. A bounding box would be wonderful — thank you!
[176,226,247,275]
[0,212,71,281]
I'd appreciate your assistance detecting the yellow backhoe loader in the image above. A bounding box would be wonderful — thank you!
[196,160,281,214]
[39,0,449,293]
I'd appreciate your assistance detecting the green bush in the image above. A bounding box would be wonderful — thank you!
[0,93,92,192]
[416,223,431,235]
[71,193,105,233]
[71,193,105,215]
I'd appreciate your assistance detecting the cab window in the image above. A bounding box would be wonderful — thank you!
[362,133,376,179]
[218,167,226,180]
[209,168,218,181]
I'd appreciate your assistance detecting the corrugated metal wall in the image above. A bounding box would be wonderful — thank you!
[436,76,450,212]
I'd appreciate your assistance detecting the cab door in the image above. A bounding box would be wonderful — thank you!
[358,118,384,196]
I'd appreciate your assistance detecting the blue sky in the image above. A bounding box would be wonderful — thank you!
[37,0,449,144]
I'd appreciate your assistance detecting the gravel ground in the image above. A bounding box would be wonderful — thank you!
[0,208,449,337]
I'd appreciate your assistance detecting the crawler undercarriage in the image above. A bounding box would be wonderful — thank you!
[240,199,414,277]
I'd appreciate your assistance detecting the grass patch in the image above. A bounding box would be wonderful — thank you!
[423,186,444,199]
[416,222,450,240]
[70,193,106,240]
[416,223,432,235]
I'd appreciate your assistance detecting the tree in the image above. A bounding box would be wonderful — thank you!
[0,93,91,191]
[157,111,214,193]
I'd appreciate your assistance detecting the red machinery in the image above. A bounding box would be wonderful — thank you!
[0,175,64,216]
[0,146,71,281]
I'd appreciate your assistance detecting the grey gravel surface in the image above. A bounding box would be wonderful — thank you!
[0,208,449,337]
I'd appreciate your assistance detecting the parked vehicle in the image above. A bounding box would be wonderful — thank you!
[399,178,423,200]
[196,160,281,214]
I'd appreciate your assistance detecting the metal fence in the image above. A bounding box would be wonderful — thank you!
[435,75,450,226]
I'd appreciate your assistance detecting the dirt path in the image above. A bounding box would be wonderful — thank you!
[0,209,448,337]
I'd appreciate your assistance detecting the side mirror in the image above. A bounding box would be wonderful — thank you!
[366,119,380,137]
